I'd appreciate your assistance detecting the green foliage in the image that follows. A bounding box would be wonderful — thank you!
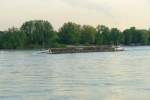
[123,28,133,45]
[0,31,4,48]
[148,30,150,44]
[123,27,150,45]
[58,22,81,44]
[0,29,27,49]
[139,30,149,45]
[95,25,104,45]
[21,20,55,47]
[110,28,122,45]
[80,25,96,44]
[0,20,150,49]
[95,25,111,45]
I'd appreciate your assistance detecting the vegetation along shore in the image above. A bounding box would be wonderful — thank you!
[0,20,150,51]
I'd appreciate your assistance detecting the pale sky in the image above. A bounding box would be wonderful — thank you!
[0,0,150,30]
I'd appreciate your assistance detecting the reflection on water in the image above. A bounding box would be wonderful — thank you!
[0,46,150,100]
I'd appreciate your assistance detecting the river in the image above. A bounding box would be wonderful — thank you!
[0,46,150,100]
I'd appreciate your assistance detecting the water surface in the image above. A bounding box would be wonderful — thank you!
[0,46,150,100]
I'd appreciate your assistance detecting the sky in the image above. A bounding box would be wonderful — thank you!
[0,0,150,31]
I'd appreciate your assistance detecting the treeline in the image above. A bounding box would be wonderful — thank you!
[0,20,150,49]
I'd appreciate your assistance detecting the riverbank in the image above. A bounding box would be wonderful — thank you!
[0,45,124,54]
[48,45,123,54]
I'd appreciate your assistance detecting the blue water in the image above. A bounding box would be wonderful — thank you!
[0,46,150,100]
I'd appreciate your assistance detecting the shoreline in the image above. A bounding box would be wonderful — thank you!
[0,45,125,54]
[48,45,124,54]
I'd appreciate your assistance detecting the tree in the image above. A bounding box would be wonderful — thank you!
[110,28,122,45]
[0,28,27,49]
[96,25,111,45]
[95,25,103,45]
[123,27,134,45]
[138,30,149,45]
[0,31,4,48]
[21,20,55,47]
[148,29,150,44]
[58,22,81,44]
[1,20,150,49]
[80,25,96,44]
[123,27,149,45]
